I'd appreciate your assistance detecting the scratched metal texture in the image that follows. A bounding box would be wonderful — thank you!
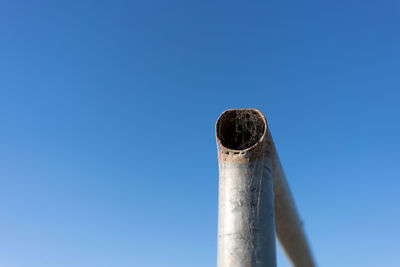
[216,109,316,267]
[216,109,276,267]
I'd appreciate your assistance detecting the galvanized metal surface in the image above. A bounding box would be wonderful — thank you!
[216,109,277,267]
[216,109,316,267]
[272,145,316,267]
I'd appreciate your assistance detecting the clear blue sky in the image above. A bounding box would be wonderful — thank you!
[1,1,399,266]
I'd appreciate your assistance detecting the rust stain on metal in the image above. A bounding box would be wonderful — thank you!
[216,109,273,164]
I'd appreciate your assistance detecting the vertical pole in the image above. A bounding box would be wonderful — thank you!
[216,108,317,267]
[216,109,277,267]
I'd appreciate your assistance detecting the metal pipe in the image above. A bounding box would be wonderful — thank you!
[272,142,316,267]
[216,109,316,267]
[216,109,276,267]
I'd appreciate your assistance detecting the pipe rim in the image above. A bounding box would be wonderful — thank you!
[216,108,267,153]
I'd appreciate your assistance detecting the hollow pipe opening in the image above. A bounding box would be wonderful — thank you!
[216,109,266,150]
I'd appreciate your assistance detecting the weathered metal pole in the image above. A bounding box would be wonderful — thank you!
[272,143,316,267]
[216,109,276,267]
[216,109,316,267]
